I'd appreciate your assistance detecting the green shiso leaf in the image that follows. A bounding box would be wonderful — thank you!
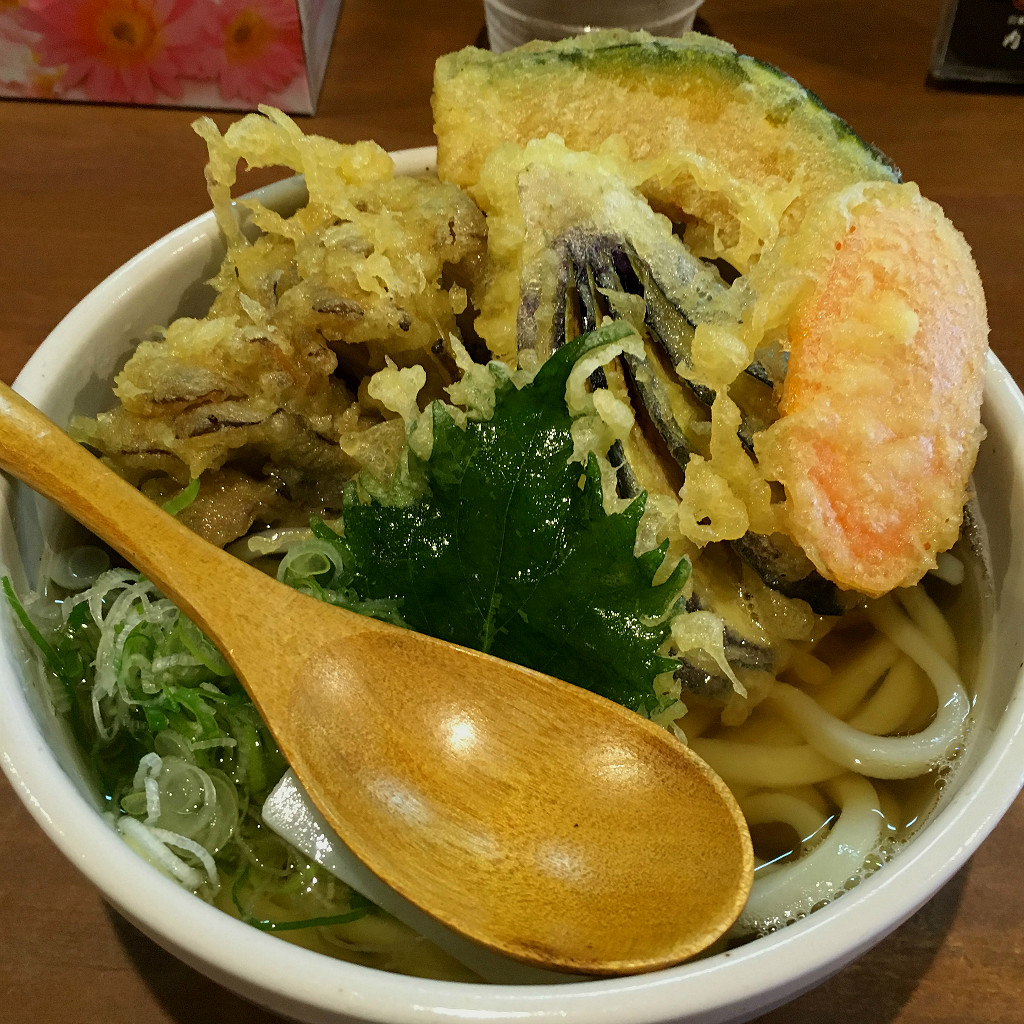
[313,323,690,713]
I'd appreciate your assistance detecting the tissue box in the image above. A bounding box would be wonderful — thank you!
[0,0,343,113]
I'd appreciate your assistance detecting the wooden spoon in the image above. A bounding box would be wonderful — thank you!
[0,381,753,976]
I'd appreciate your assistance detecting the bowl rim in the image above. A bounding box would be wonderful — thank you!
[2,146,1024,1024]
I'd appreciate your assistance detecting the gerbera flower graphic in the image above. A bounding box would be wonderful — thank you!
[200,0,304,105]
[0,2,61,96]
[0,26,35,91]
[1,0,37,46]
[19,0,205,104]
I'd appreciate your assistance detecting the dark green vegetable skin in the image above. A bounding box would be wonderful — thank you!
[313,322,691,714]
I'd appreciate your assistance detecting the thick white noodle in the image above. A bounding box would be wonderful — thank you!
[689,737,845,787]
[739,790,832,855]
[736,774,884,934]
[814,635,900,718]
[897,586,958,668]
[931,550,965,587]
[846,655,923,735]
[786,647,831,688]
[766,596,969,779]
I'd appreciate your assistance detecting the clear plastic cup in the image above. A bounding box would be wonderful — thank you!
[483,0,705,52]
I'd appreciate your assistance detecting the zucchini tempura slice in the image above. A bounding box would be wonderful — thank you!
[755,182,988,596]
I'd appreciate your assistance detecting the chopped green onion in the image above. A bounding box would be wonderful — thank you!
[5,568,373,937]
[162,478,201,516]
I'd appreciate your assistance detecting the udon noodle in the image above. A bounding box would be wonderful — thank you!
[692,567,984,936]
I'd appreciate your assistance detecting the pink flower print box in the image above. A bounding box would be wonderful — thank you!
[0,0,343,113]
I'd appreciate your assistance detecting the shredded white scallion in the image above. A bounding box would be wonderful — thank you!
[190,736,238,751]
[133,752,165,824]
[151,653,204,674]
[116,816,212,890]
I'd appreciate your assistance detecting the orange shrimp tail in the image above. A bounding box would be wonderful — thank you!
[764,183,988,596]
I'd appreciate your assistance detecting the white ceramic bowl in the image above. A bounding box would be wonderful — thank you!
[3,150,1024,1024]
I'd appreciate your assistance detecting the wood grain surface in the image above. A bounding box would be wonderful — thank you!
[2,0,1022,1021]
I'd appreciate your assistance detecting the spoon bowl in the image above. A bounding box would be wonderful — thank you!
[0,379,753,975]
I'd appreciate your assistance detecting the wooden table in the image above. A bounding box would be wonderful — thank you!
[2,0,1022,1020]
